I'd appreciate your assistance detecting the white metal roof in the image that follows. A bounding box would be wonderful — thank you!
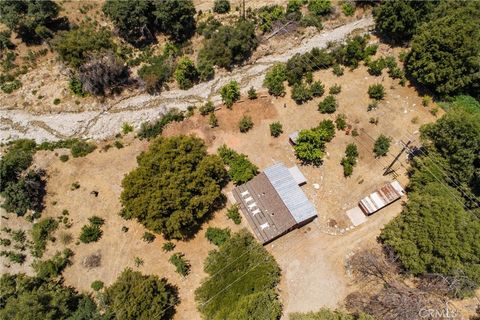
[264,163,317,223]
[288,166,307,185]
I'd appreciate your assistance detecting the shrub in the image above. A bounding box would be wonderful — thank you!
[114,141,124,149]
[59,232,73,245]
[332,64,344,76]
[134,257,144,267]
[264,63,287,96]
[70,181,80,190]
[218,145,258,185]
[368,84,385,100]
[197,59,215,81]
[205,227,231,246]
[238,116,254,133]
[33,249,73,280]
[342,2,355,16]
[137,109,185,140]
[121,136,227,239]
[291,82,312,104]
[0,238,11,246]
[270,122,283,137]
[1,79,22,94]
[142,232,156,243]
[0,250,26,264]
[59,154,69,162]
[195,230,281,319]
[209,113,218,128]
[1,169,46,216]
[12,230,26,243]
[373,134,391,157]
[367,100,378,111]
[213,0,230,13]
[169,252,190,276]
[88,216,105,226]
[226,205,241,224]
[329,84,341,95]
[122,122,134,134]
[91,280,104,291]
[310,81,325,97]
[220,80,240,108]
[79,225,103,243]
[335,113,347,130]
[174,56,199,90]
[257,5,285,33]
[308,0,332,16]
[199,101,215,116]
[318,95,337,113]
[138,53,176,94]
[300,14,323,30]
[162,241,176,252]
[341,143,358,177]
[31,218,58,258]
[70,140,96,157]
[0,139,37,192]
[247,86,257,99]
[367,58,386,76]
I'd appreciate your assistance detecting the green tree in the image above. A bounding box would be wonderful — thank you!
[308,0,332,16]
[31,218,58,258]
[154,0,196,43]
[373,134,391,157]
[264,63,287,97]
[102,0,158,46]
[195,230,282,320]
[367,84,385,100]
[270,121,283,137]
[121,136,228,239]
[169,253,190,276]
[79,224,103,243]
[247,86,257,99]
[0,139,36,192]
[213,0,230,14]
[174,56,199,90]
[295,120,335,165]
[318,95,337,113]
[218,145,258,185]
[139,53,176,94]
[52,24,114,69]
[205,227,231,246]
[104,268,178,319]
[310,81,325,97]
[405,1,480,97]
[238,115,254,133]
[291,82,313,104]
[33,249,73,280]
[220,80,241,108]
[1,170,45,216]
[373,0,438,43]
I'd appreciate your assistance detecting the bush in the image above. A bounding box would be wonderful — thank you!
[226,205,241,224]
[264,63,287,96]
[308,0,332,16]
[104,268,178,318]
[137,108,185,140]
[198,20,258,69]
[0,250,26,264]
[367,58,386,76]
[329,84,341,95]
[0,139,36,192]
[270,122,283,137]
[142,232,156,243]
[169,252,190,276]
[368,84,385,100]
[174,56,198,90]
[213,0,230,13]
[220,80,240,108]
[373,134,391,157]
[122,122,134,134]
[295,120,335,165]
[70,140,96,157]
[162,241,176,252]
[0,238,11,246]
[341,143,358,177]
[205,227,231,246]
[209,113,218,128]
[31,218,58,258]
[239,116,254,133]
[318,95,337,113]
[33,249,73,280]
[332,64,344,76]
[257,5,285,33]
[247,86,257,99]
[59,154,69,162]
[199,101,215,116]
[291,82,312,104]
[335,113,347,130]
[218,145,258,185]
[197,59,215,81]
[91,280,104,291]
[121,136,227,239]
[138,52,176,93]
[79,225,103,244]
[59,232,73,245]
[88,216,105,226]
[114,141,124,149]
[300,14,323,30]
[195,230,281,319]
[342,2,355,16]
[1,169,46,216]
[52,24,114,69]
[310,81,325,97]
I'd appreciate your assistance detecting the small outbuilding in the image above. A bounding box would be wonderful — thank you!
[289,131,299,145]
[359,180,405,215]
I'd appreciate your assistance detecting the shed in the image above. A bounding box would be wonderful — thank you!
[359,180,405,215]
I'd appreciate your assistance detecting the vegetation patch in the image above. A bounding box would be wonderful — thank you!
[218,145,258,185]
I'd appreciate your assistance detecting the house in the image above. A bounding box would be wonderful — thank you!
[232,163,317,244]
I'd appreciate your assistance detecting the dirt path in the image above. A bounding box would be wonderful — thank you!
[0,17,373,143]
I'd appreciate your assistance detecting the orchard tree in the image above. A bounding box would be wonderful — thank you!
[220,80,240,108]
[295,120,335,166]
[120,136,228,239]
[174,56,199,90]
[373,134,391,157]
[263,63,287,97]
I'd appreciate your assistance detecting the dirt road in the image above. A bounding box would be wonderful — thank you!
[0,17,374,142]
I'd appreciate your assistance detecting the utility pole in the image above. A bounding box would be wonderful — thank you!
[383,139,412,176]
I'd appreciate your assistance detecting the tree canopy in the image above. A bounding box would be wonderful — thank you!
[120,136,228,239]
[154,0,196,43]
[104,268,178,319]
[405,0,480,97]
[294,120,336,166]
[195,230,282,320]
